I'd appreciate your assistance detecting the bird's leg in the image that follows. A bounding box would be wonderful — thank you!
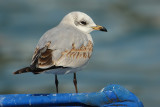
[55,74,59,93]
[73,73,78,93]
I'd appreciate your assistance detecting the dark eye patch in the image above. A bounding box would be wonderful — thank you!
[80,21,87,25]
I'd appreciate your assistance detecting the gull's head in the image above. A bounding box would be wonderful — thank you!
[60,11,107,33]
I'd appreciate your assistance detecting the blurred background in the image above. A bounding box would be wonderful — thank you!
[0,0,159,106]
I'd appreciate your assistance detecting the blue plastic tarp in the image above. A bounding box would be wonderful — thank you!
[0,84,143,107]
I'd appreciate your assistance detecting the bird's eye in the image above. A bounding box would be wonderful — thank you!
[80,21,87,25]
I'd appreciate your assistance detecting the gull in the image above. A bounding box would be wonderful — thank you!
[14,11,107,93]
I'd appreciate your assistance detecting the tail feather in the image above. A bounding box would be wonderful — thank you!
[13,67,32,74]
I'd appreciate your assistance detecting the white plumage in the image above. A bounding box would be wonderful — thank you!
[14,11,107,93]
[33,11,96,74]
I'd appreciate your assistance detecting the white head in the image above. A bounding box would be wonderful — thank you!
[60,11,107,33]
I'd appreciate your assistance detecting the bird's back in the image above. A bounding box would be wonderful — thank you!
[30,24,93,74]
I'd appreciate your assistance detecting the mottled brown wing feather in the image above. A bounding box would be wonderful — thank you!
[38,49,53,67]
[29,40,93,73]
[30,41,53,70]
[30,46,69,74]
[60,40,93,59]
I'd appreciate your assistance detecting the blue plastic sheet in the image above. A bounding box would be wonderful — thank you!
[0,84,143,107]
